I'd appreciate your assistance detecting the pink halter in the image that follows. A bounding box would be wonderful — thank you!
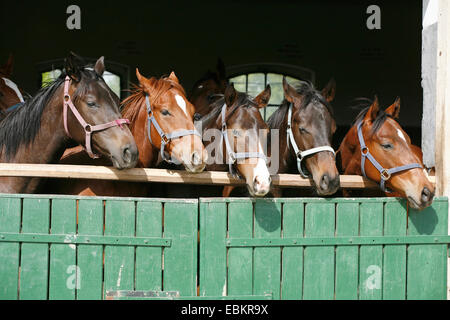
[63,76,130,159]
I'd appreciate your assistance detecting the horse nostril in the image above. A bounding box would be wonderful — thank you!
[122,144,134,164]
[320,174,330,190]
[191,151,201,166]
[421,187,432,203]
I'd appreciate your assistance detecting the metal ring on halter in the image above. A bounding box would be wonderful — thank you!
[361,147,369,156]
[381,169,391,181]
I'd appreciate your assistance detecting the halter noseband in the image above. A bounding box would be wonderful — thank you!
[63,76,130,159]
[145,95,201,164]
[356,120,422,192]
[286,103,335,178]
[220,103,267,176]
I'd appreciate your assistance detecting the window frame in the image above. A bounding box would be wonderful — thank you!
[35,57,130,100]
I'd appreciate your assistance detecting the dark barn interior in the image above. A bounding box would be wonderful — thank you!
[1,0,423,148]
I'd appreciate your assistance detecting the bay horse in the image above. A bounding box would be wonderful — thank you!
[267,77,339,196]
[45,69,208,197]
[189,58,227,118]
[158,83,272,198]
[0,54,26,112]
[338,96,434,210]
[0,53,138,194]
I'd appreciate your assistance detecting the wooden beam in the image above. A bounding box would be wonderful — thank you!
[0,163,435,189]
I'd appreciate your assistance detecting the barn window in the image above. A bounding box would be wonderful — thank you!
[227,63,315,121]
[37,58,130,100]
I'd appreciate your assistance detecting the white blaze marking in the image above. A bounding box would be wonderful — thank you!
[397,129,407,142]
[253,142,270,185]
[2,78,25,102]
[175,94,188,116]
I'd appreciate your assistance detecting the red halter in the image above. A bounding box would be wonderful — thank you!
[63,76,130,158]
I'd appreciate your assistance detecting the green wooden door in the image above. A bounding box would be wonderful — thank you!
[199,197,449,300]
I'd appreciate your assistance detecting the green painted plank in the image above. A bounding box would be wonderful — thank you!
[0,197,21,300]
[407,199,448,300]
[77,199,104,300]
[199,201,227,297]
[227,201,254,297]
[103,200,136,298]
[383,200,407,300]
[253,199,282,299]
[303,202,335,300]
[281,201,304,300]
[19,198,50,300]
[135,201,163,291]
[359,202,383,300]
[49,199,77,300]
[164,201,198,297]
[335,202,359,300]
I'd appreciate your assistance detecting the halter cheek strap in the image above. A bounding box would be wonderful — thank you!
[286,103,335,178]
[220,103,267,176]
[63,76,130,159]
[145,95,201,164]
[356,120,422,192]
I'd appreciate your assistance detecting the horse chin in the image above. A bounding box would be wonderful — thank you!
[246,185,270,198]
[183,163,206,174]
[407,196,432,211]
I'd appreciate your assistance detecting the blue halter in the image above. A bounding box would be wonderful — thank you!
[356,120,422,192]
[145,95,202,164]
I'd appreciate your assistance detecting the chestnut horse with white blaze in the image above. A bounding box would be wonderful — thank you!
[339,97,434,210]
[46,69,208,197]
[0,53,138,194]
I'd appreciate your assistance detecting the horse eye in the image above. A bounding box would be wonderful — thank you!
[299,127,307,134]
[87,101,97,108]
[381,143,393,150]
[161,109,171,116]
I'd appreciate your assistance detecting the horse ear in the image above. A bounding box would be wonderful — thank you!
[1,54,14,76]
[216,58,226,80]
[224,83,237,107]
[321,78,336,102]
[94,56,105,76]
[168,71,179,83]
[385,97,401,119]
[136,68,148,86]
[253,84,271,108]
[64,52,81,82]
[282,76,300,104]
[364,95,380,121]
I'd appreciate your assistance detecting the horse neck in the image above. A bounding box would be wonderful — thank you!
[270,112,295,174]
[339,124,362,175]
[0,86,68,193]
[127,99,159,168]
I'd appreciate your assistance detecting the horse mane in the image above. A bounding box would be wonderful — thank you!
[0,68,99,160]
[121,76,186,130]
[352,98,391,134]
[199,92,258,128]
[267,81,333,129]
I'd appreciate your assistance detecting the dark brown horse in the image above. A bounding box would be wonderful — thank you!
[339,97,434,210]
[0,54,26,112]
[46,69,208,197]
[267,78,339,196]
[189,59,227,117]
[0,53,138,194]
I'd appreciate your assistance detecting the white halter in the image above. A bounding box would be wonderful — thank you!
[286,103,335,178]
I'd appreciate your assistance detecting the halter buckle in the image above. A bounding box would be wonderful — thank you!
[161,134,170,144]
[85,124,92,133]
[361,147,369,156]
[381,169,391,181]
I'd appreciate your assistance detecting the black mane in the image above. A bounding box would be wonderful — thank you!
[268,81,333,129]
[199,91,258,129]
[0,68,98,160]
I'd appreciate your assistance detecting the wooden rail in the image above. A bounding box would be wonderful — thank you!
[0,163,436,189]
